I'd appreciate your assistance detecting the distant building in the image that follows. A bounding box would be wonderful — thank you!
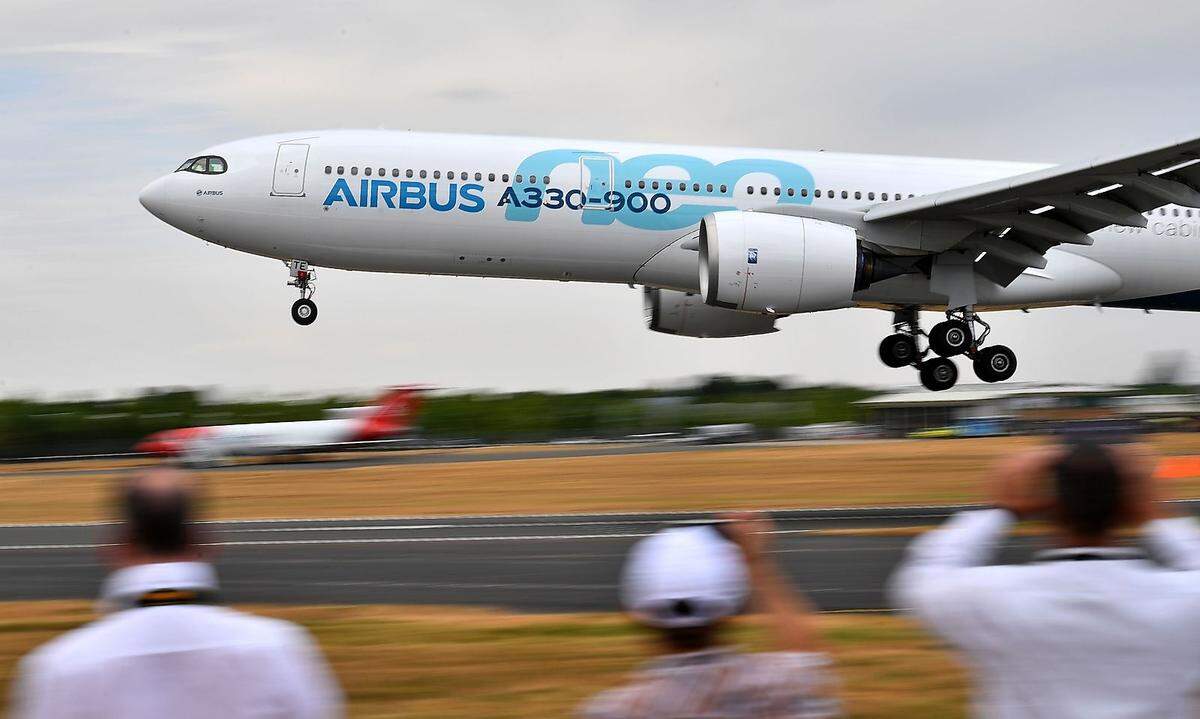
[856,384,1138,436]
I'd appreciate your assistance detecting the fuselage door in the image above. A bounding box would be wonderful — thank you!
[272,143,310,196]
[579,155,614,210]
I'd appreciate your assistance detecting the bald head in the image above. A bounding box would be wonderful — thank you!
[119,468,200,557]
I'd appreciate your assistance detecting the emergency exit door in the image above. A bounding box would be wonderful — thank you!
[579,155,614,209]
[272,143,310,196]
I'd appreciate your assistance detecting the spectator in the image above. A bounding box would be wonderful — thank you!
[12,468,342,719]
[891,441,1200,718]
[580,512,840,718]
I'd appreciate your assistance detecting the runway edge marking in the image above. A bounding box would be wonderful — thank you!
[4,499,1198,529]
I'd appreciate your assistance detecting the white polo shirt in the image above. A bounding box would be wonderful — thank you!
[891,509,1200,719]
[12,562,342,719]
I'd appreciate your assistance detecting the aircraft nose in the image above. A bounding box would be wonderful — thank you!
[138,176,170,218]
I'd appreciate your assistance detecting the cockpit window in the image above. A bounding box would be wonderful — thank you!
[176,155,228,175]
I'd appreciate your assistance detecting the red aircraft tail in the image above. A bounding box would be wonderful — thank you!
[354,387,422,441]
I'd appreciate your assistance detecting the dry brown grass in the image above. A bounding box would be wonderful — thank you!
[4,435,1200,524]
[0,602,966,718]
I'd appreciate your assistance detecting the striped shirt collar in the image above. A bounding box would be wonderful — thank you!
[99,561,218,613]
[1033,546,1146,562]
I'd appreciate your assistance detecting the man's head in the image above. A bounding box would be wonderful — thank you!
[112,467,204,565]
[620,524,749,651]
[1052,440,1125,543]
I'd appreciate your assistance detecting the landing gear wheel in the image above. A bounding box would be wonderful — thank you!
[879,334,918,368]
[919,357,958,392]
[929,320,972,357]
[291,298,318,326]
[973,345,1017,383]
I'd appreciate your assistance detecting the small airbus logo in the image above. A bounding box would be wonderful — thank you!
[196,189,223,196]
[747,248,759,264]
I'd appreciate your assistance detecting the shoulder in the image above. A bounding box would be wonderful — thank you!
[209,607,320,650]
[21,615,126,673]
[738,651,837,687]
[736,652,841,715]
[577,684,641,719]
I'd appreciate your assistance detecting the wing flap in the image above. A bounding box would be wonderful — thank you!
[859,135,1200,275]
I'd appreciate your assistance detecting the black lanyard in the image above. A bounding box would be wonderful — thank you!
[135,588,219,607]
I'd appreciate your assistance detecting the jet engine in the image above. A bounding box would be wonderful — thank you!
[644,287,778,338]
[698,211,905,314]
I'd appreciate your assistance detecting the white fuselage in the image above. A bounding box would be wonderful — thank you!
[139,130,1200,312]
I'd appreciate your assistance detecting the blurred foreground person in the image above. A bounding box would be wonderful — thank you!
[892,441,1200,718]
[12,468,342,719]
[580,513,840,718]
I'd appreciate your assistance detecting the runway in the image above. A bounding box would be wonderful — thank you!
[0,505,1047,612]
[0,439,879,479]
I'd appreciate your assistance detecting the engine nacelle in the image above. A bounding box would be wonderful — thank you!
[644,288,778,338]
[699,212,860,315]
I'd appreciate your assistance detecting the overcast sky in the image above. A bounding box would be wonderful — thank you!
[4,1,1200,398]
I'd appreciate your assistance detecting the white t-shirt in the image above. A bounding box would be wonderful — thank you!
[12,562,342,719]
[892,510,1200,719]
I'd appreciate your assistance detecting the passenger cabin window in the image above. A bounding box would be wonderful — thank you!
[324,165,332,174]
[350,167,358,176]
[177,156,228,175]
[365,167,373,176]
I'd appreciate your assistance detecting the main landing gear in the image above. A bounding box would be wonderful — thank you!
[287,260,317,326]
[878,306,1018,391]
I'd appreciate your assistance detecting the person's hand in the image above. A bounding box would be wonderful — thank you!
[717,511,775,563]
[988,446,1063,519]
[1113,443,1169,526]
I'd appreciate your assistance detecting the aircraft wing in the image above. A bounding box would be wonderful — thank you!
[863,135,1200,283]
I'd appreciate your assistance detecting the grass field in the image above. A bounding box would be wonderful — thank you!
[3,435,1200,524]
[0,602,966,718]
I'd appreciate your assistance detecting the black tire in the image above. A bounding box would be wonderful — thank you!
[973,345,1017,383]
[291,298,318,326]
[929,320,972,357]
[878,334,918,368]
[919,357,958,392]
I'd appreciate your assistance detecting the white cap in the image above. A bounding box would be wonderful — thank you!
[621,525,749,628]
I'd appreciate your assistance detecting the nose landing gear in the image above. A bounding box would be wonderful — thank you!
[286,260,317,326]
[878,306,1018,391]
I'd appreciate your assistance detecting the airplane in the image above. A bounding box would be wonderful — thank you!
[134,387,421,465]
[138,131,1200,391]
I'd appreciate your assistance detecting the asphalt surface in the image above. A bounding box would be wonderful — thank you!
[0,505,1042,612]
[0,440,878,479]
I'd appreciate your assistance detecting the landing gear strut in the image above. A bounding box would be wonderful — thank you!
[287,260,317,326]
[877,306,1018,391]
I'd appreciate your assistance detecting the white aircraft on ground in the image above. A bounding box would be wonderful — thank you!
[134,387,421,464]
[139,131,1200,391]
